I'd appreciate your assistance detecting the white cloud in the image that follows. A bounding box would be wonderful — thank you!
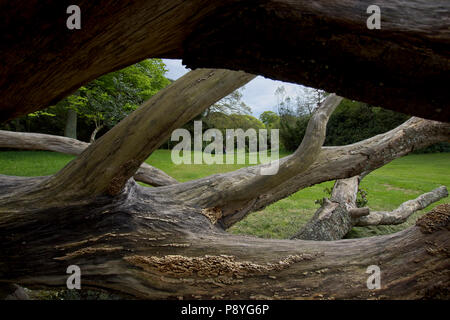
[162,59,310,118]
[162,59,190,80]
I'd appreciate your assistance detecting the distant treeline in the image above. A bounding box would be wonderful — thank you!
[1,98,448,154]
[278,99,449,153]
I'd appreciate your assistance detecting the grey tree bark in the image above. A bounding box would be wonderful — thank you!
[90,124,104,143]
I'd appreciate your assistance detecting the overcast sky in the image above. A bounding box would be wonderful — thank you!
[162,59,309,118]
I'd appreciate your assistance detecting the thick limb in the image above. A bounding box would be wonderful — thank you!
[0,69,255,210]
[291,176,361,241]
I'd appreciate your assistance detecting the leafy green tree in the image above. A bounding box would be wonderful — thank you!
[76,59,170,141]
[278,98,410,152]
[259,111,280,129]
[31,59,171,141]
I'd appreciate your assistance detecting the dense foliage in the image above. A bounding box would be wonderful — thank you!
[278,98,450,153]
[1,59,170,142]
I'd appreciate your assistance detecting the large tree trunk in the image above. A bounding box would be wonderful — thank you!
[0,176,448,299]
[1,69,449,300]
[1,1,449,122]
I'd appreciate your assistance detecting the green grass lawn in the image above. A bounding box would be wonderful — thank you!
[0,150,448,239]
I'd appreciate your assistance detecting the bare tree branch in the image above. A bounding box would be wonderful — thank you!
[355,186,449,226]
[0,130,88,155]
[0,130,178,187]
[293,175,448,240]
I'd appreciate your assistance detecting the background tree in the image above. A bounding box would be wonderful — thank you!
[0,59,170,143]
[259,111,280,129]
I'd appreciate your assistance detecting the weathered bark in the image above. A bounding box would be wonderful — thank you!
[64,109,77,139]
[154,117,450,227]
[292,175,448,241]
[1,1,449,122]
[291,177,361,241]
[0,48,448,299]
[0,130,178,187]
[0,176,448,299]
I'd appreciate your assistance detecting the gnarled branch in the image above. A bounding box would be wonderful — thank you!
[355,186,449,226]
[155,94,342,211]
[293,175,448,241]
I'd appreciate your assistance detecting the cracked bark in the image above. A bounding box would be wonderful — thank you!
[1,177,449,299]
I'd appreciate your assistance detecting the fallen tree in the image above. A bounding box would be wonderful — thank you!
[1,1,449,122]
[1,69,449,299]
[292,175,449,241]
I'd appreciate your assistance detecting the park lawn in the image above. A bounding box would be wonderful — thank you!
[0,150,448,239]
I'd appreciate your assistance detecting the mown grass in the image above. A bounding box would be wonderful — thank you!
[0,150,448,239]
